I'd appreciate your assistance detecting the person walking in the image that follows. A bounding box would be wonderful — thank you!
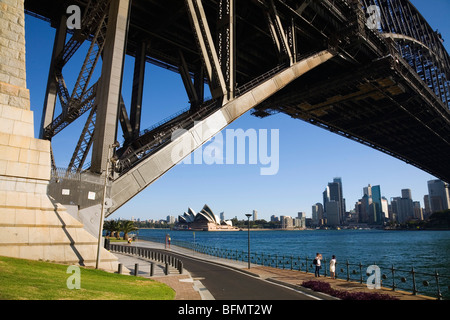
[329,255,337,279]
[314,253,322,277]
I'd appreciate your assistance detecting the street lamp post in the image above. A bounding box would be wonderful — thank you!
[245,213,252,269]
[96,141,120,269]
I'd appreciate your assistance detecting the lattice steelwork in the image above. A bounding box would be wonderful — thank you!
[362,0,450,109]
[24,0,450,215]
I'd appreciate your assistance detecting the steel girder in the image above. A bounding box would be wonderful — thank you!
[361,0,450,109]
[28,0,450,185]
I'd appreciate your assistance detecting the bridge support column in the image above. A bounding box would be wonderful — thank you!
[179,50,200,111]
[39,15,67,139]
[185,0,227,101]
[130,41,147,139]
[218,0,236,100]
[91,0,131,174]
[267,0,293,65]
[0,0,122,271]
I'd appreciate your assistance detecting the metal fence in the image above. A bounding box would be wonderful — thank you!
[108,243,184,275]
[138,235,449,300]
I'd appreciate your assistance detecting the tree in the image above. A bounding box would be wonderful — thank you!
[425,210,450,229]
[120,220,138,240]
[103,220,121,239]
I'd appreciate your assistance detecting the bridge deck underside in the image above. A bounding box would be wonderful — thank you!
[25,0,286,85]
[255,55,450,183]
[23,0,450,197]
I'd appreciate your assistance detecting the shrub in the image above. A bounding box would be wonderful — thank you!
[301,280,399,300]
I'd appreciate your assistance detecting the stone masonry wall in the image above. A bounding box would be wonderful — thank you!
[0,0,121,271]
[0,0,30,110]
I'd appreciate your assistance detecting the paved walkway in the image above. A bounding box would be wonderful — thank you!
[112,240,436,301]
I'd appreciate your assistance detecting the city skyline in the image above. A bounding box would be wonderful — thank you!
[23,0,450,222]
[112,178,443,223]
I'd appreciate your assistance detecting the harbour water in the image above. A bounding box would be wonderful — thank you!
[136,228,450,299]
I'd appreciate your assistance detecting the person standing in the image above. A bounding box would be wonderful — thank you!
[329,255,337,279]
[314,253,322,277]
[165,234,171,249]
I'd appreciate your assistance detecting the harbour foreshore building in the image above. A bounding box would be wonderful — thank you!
[427,179,450,214]
[176,204,237,231]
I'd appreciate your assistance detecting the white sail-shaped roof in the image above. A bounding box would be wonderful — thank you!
[178,205,234,228]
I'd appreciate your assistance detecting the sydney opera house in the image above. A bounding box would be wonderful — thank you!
[176,205,238,231]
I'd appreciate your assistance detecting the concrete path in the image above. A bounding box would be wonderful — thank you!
[112,240,435,301]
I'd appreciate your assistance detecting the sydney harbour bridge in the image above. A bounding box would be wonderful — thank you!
[23,0,450,230]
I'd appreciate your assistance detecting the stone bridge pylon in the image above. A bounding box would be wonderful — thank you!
[0,0,119,271]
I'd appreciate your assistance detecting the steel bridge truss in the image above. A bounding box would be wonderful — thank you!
[27,0,450,216]
[362,0,450,109]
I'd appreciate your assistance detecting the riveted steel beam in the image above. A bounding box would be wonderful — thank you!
[91,0,131,174]
[185,0,227,101]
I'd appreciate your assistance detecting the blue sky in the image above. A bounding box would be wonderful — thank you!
[24,1,450,221]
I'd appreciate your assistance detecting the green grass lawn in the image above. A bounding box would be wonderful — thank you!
[0,256,175,300]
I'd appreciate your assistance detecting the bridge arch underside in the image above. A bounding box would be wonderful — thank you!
[25,0,450,221]
[253,52,450,184]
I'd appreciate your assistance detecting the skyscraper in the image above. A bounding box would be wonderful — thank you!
[281,216,293,229]
[390,197,401,222]
[371,185,383,224]
[297,212,306,228]
[312,203,324,225]
[423,195,431,218]
[402,189,412,200]
[356,184,384,225]
[323,186,330,209]
[360,193,371,223]
[363,184,372,198]
[381,197,389,220]
[326,201,340,226]
[397,189,414,223]
[427,180,450,213]
[333,177,346,224]
[324,178,345,225]
[253,209,258,221]
[413,201,423,220]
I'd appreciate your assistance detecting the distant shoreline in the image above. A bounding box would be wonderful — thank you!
[136,227,450,232]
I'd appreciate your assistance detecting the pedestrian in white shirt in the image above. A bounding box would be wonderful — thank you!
[330,255,337,279]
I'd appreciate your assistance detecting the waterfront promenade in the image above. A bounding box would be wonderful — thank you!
[112,240,435,300]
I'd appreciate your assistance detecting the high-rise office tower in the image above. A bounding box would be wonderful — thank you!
[358,184,375,223]
[368,202,378,224]
[325,178,345,225]
[360,193,372,223]
[281,216,293,229]
[413,201,423,220]
[381,197,389,220]
[297,212,306,228]
[253,209,258,221]
[363,184,372,197]
[390,197,401,222]
[312,203,324,225]
[427,180,450,213]
[354,200,362,222]
[397,189,414,223]
[323,186,330,209]
[423,195,431,218]
[402,189,412,200]
[326,201,340,226]
[371,185,383,224]
[333,177,345,224]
